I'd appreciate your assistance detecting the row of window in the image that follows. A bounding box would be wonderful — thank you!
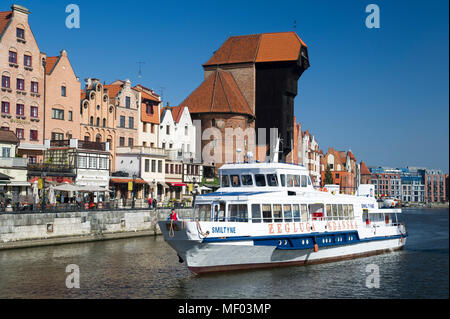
[1,101,39,117]
[119,116,134,129]
[161,124,190,136]
[195,203,355,223]
[166,163,183,175]
[118,137,133,147]
[0,127,39,141]
[1,75,67,97]
[144,159,163,173]
[8,51,32,67]
[221,173,311,188]
[77,155,109,170]
[1,76,39,93]
[89,116,108,127]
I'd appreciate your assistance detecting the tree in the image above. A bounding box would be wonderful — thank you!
[324,165,334,185]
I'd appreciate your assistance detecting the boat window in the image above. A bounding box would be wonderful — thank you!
[266,174,278,187]
[255,174,266,187]
[300,204,308,221]
[280,174,286,186]
[229,204,248,222]
[262,204,272,223]
[349,205,354,219]
[251,204,261,223]
[283,204,292,222]
[332,204,338,220]
[337,204,343,220]
[241,174,253,186]
[287,175,296,187]
[292,204,300,222]
[301,175,307,187]
[221,175,230,187]
[343,204,349,219]
[230,175,241,187]
[273,204,282,222]
[213,202,226,222]
[326,204,332,219]
[295,175,301,187]
[309,203,324,221]
[195,204,211,221]
[307,176,312,185]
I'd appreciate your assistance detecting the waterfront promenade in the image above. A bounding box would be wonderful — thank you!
[0,205,194,250]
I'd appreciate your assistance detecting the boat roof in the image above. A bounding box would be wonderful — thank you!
[220,162,308,172]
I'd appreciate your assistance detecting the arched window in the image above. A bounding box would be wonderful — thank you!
[89,116,93,125]
[96,117,100,126]
[103,118,106,127]
[96,134,101,143]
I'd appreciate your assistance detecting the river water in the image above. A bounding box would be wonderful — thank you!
[0,208,447,299]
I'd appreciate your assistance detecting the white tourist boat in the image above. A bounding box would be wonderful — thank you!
[158,162,407,275]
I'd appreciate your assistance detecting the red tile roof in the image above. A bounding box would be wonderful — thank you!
[104,84,122,99]
[360,161,371,175]
[179,70,254,117]
[45,56,59,75]
[0,11,12,37]
[134,86,159,102]
[0,129,19,144]
[170,105,185,123]
[203,32,307,66]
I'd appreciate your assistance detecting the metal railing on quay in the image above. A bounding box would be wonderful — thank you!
[0,199,195,215]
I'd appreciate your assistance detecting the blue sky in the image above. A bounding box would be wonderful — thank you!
[11,0,449,172]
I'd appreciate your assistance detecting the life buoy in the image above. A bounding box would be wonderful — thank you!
[314,244,319,252]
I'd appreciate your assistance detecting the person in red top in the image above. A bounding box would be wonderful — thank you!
[169,209,178,221]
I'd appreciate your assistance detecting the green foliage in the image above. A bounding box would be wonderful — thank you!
[324,165,334,185]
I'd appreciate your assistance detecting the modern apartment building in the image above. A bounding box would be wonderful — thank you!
[424,169,448,203]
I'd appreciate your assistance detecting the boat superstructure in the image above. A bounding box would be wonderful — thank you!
[158,162,407,274]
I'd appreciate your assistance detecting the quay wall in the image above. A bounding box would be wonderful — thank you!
[0,208,194,250]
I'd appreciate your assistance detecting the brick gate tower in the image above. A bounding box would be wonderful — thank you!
[179,31,309,168]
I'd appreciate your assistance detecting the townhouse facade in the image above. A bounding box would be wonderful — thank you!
[80,78,115,170]
[320,147,357,194]
[0,129,28,202]
[1,5,46,163]
[44,49,81,141]
[134,84,160,148]
[298,129,321,186]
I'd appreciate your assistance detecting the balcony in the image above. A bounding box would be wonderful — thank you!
[116,146,167,157]
[0,157,27,168]
[47,139,108,152]
[166,149,195,161]
[27,163,75,175]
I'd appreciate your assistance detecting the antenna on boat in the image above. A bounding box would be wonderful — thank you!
[236,148,242,163]
[265,128,280,163]
[247,151,254,163]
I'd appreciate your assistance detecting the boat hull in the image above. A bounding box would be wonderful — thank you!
[165,233,406,275]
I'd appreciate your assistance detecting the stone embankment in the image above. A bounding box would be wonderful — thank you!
[0,208,194,250]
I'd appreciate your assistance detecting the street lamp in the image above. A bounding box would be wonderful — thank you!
[192,176,198,203]
[132,173,137,209]
[152,179,156,199]
[41,171,47,211]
